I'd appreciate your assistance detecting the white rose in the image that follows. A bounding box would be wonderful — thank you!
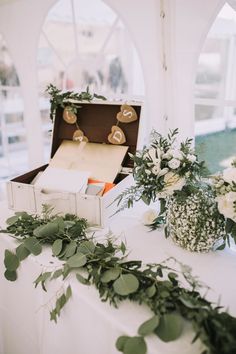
[216,191,236,221]
[171,150,183,160]
[168,158,181,169]
[223,168,236,184]
[187,154,196,163]
[162,172,186,195]
[141,209,159,225]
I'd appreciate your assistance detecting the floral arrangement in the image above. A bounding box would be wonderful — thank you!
[117,129,236,252]
[129,129,204,203]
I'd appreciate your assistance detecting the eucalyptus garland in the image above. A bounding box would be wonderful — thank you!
[1,208,236,354]
[46,84,106,121]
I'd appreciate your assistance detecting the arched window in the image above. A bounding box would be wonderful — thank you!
[0,33,26,199]
[195,2,236,173]
[38,0,145,156]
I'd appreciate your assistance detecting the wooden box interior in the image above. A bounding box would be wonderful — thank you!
[51,102,141,169]
[11,101,141,186]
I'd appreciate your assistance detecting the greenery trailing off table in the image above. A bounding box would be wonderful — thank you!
[1,206,236,354]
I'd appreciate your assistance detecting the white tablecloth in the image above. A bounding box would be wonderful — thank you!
[1,201,236,354]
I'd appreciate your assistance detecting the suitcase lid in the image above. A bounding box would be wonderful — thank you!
[50,97,142,169]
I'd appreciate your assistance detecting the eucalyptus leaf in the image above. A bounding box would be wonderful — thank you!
[101,268,120,283]
[4,250,20,271]
[123,336,147,354]
[52,269,63,279]
[52,239,63,256]
[155,313,183,342]
[4,269,17,281]
[138,315,160,336]
[65,240,77,258]
[77,241,95,255]
[76,273,90,285]
[116,336,129,351]
[179,297,199,309]
[16,244,30,261]
[146,284,156,298]
[66,285,72,300]
[67,252,87,268]
[24,237,42,255]
[6,215,20,226]
[33,221,59,239]
[113,274,139,296]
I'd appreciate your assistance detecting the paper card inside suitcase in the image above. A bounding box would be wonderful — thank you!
[7,100,142,227]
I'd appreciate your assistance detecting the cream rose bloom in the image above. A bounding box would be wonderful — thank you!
[168,158,181,169]
[216,191,236,221]
[222,167,236,184]
[158,172,186,197]
[141,209,159,225]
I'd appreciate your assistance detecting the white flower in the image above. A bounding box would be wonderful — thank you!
[187,154,196,163]
[223,167,236,184]
[141,209,159,225]
[167,149,183,160]
[145,169,151,175]
[162,172,186,195]
[152,165,160,175]
[216,191,236,221]
[168,158,181,169]
[158,168,169,177]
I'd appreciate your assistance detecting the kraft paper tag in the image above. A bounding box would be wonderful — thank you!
[108,126,126,145]
[116,104,138,123]
[63,107,77,124]
[73,129,89,142]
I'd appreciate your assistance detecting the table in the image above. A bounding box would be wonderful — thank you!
[1,201,236,354]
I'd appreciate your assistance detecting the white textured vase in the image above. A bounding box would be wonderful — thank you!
[166,188,226,252]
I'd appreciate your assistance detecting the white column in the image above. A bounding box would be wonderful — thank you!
[0,0,57,168]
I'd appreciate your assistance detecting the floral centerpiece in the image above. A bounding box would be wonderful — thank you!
[117,129,236,252]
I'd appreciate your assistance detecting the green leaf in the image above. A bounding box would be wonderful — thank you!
[120,241,126,255]
[101,268,120,283]
[66,285,72,301]
[113,274,139,296]
[216,243,225,251]
[179,297,199,309]
[56,294,66,314]
[76,273,90,285]
[52,239,63,256]
[77,241,95,255]
[4,269,17,281]
[33,221,59,239]
[116,336,130,351]
[155,313,183,342]
[65,240,77,258]
[52,269,63,279]
[34,272,51,291]
[123,336,147,354]
[4,250,20,271]
[16,244,30,261]
[50,309,57,323]
[138,315,160,336]
[146,284,156,298]
[6,215,20,226]
[23,238,42,256]
[67,252,87,268]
